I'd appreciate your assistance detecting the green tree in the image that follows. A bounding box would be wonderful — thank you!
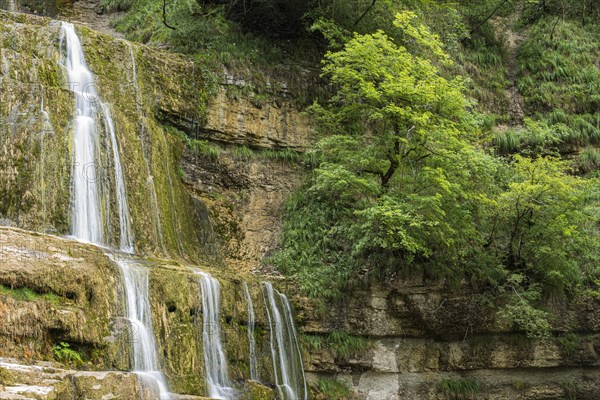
[310,12,492,269]
[273,11,600,315]
[273,13,498,296]
[485,155,600,289]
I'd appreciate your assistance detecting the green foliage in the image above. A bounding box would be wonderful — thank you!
[99,0,133,12]
[114,0,281,65]
[498,279,552,339]
[327,331,368,357]
[523,0,600,24]
[494,119,561,155]
[301,334,324,351]
[167,125,222,160]
[517,18,600,147]
[272,8,600,339]
[316,378,353,400]
[557,332,581,356]
[458,22,510,115]
[301,332,367,357]
[487,156,600,286]
[561,379,580,400]
[439,378,480,399]
[578,148,600,173]
[189,140,222,160]
[231,145,254,161]
[52,342,83,366]
[0,284,61,304]
[454,0,514,115]
[258,148,307,164]
[308,0,468,52]
[274,13,495,295]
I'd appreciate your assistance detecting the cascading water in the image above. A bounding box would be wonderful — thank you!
[62,22,133,251]
[61,22,169,398]
[242,282,259,381]
[197,272,236,399]
[61,22,103,245]
[99,102,134,252]
[39,94,51,228]
[262,282,307,400]
[115,257,171,400]
[127,44,166,255]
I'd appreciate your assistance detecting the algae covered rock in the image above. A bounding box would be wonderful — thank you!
[241,380,275,400]
[0,11,214,261]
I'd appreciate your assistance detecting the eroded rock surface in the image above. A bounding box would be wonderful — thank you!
[297,277,600,399]
[0,228,278,398]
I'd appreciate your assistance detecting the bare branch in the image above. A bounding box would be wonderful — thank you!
[163,0,177,30]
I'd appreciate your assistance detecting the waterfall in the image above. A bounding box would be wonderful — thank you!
[39,93,50,228]
[242,282,259,381]
[61,22,168,398]
[99,102,134,253]
[261,282,307,400]
[131,47,184,257]
[61,22,103,245]
[127,44,166,255]
[197,272,235,399]
[115,257,171,400]
[62,21,135,250]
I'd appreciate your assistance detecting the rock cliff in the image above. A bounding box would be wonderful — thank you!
[1,6,599,400]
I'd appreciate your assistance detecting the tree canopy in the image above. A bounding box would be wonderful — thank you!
[271,9,600,338]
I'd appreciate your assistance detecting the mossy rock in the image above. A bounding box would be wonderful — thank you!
[241,380,275,400]
[0,368,14,385]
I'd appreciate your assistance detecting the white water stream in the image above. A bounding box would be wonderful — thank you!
[60,21,309,400]
[61,22,169,399]
[115,257,171,400]
[127,44,167,255]
[262,282,307,400]
[61,22,103,245]
[243,282,259,381]
[197,272,236,399]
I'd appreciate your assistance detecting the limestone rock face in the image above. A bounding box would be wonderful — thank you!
[0,227,278,398]
[0,11,214,260]
[0,358,142,399]
[181,148,304,271]
[0,228,125,369]
[297,276,600,399]
[202,85,312,150]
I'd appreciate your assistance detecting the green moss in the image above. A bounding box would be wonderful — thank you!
[0,368,14,385]
[512,380,528,390]
[242,380,274,400]
[0,284,62,304]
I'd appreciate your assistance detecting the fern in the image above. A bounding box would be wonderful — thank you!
[52,342,83,366]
